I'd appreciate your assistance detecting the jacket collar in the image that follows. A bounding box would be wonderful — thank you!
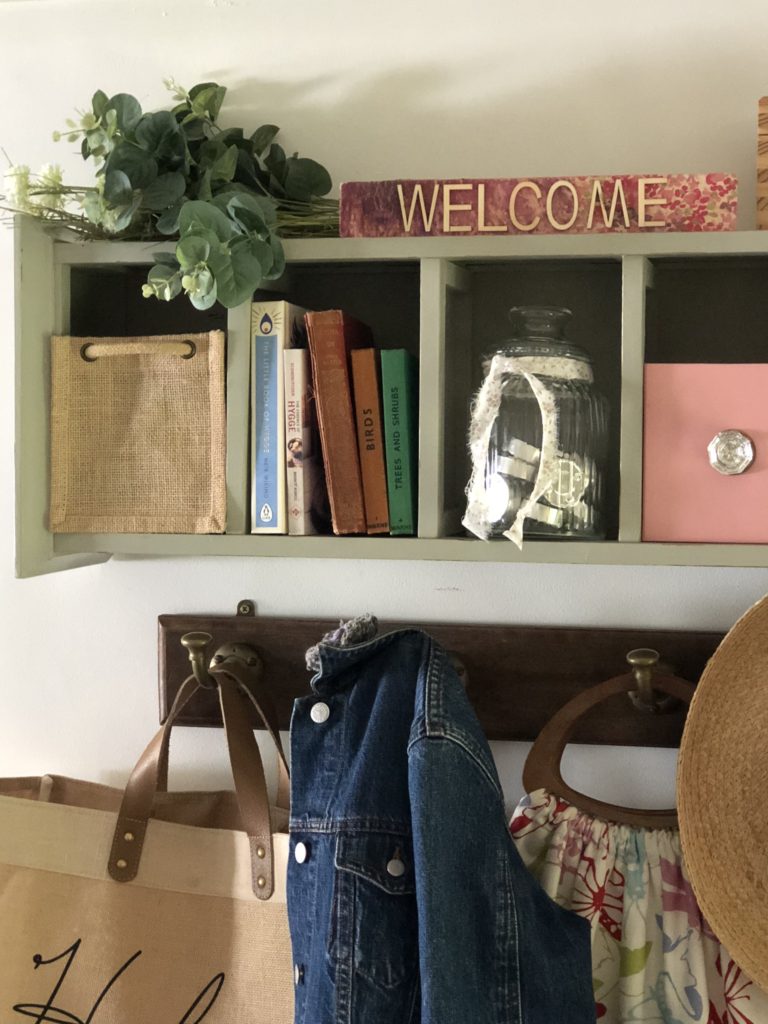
[311,628,426,696]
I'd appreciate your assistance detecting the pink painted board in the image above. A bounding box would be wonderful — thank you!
[340,175,738,237]
[643,364,768,543]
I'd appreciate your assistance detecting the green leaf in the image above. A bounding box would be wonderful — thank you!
[105,142,158,190]
[156,199,186,234]
[107,93,143,134]
[110,197,141,232]
[268,174,287,198]
[134,111,187,170]
[176,235,211,269]
[92,90,109,119]
[179,115,208,142]
[141,171,187,211]
[189,278,218,310]
[196,168,213,202]
[250,124,279,155]
[619,943,652,978]
[265,234,285,280]
[211,144,238,182]
[103,169,133,206]
[217,127,246,147]
[196,139,226,169]
[207,245,263,308]
[283,157,332,200]
[178,199,236,243]
[247,237,275,273]
[264,142,287,181]
[189,82,226,121]
[234,148,266,192]
[214,191,276,236]
[82,191,103,224]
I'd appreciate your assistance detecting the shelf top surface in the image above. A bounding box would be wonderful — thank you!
[50,229,768,266]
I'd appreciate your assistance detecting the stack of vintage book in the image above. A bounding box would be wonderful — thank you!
[249,301,418,537]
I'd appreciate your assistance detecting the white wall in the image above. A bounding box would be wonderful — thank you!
[2,0,768,813]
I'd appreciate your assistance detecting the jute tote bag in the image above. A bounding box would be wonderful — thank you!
[0,664,294,1023]
[49,332,226,533]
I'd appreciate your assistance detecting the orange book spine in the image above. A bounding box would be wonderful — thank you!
[351,349,390,535]
[305,310,368,535]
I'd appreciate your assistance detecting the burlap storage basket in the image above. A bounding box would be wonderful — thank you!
[50,331,226,533]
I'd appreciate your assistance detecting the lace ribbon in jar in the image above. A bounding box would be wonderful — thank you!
[463,354,593,548]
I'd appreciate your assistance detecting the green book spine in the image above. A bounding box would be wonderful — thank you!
[380,349,418,535]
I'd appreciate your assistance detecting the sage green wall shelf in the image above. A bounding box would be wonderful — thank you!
[15,217,768,576]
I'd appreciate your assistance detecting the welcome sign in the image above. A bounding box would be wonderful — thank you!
[339,175,738,236]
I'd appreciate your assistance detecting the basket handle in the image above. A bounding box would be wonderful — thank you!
[80,340,196,361]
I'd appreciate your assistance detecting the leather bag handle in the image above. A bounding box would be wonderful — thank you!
[109,671,281,899]
[210,656,290,813]
[522,671,695,829]
[155,659,290,812]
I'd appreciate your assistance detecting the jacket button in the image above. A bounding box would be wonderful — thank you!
[310,702,330,724]
[386,857,406,878]
[294,841,309,864]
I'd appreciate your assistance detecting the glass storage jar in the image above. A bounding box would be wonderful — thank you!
[474,306,609,540]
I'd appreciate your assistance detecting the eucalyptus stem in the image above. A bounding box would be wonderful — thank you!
[3,79,340,307]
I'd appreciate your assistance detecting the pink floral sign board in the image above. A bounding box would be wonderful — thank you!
[339,175,738,236]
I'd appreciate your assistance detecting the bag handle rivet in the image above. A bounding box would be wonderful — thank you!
[256,875,266,889]
[256,845,266,859]
[123,832,135,843]
[115,859,128,870]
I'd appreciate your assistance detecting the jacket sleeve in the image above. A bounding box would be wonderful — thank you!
[408,734,594,1024]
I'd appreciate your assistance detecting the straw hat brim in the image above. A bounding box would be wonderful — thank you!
[678,594,768,990]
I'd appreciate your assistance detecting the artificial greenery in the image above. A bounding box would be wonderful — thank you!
[2,79,338,309]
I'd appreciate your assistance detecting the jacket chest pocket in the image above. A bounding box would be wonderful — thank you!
[328,832,418,991]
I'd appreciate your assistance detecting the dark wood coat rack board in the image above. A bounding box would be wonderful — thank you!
[158,606,724,747]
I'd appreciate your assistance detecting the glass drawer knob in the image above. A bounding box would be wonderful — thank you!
[707,430,755,475]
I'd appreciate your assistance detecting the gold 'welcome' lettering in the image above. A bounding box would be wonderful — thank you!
[587,179,630,229]
[397,183,440,233]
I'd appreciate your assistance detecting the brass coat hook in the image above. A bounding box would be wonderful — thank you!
[180,631,217,689]
[180,631,263,690]
[626,648,677,714]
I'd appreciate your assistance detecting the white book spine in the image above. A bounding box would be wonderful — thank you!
[284,348,318,535]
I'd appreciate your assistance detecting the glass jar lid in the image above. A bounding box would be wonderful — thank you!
[493,304,592,365]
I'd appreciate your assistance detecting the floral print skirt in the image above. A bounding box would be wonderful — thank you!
[509,789,768,1023]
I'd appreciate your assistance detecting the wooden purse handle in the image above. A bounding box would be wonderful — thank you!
[522,670,695,829]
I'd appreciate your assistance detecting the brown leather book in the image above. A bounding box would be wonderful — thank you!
[304,310,370,535]
[351,349,390,535]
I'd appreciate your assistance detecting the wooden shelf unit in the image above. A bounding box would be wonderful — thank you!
[15,217,768,576]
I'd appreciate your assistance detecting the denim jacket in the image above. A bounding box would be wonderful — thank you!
[288,628,594,1024]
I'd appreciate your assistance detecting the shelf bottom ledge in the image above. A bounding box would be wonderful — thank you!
[51,533,768,567]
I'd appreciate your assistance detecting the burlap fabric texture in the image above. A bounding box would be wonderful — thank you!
[50,331,226,533]
[0,668,294,1023]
